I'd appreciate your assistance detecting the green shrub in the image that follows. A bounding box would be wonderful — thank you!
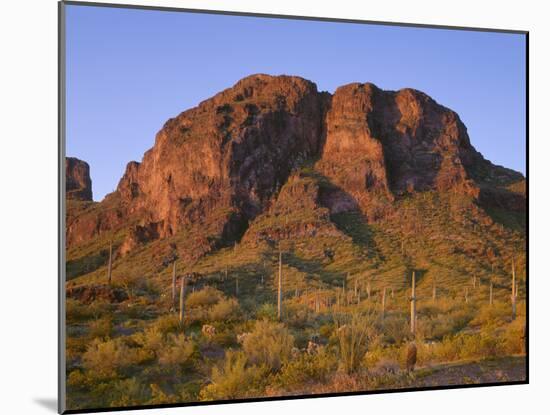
[186,287,224,308]
[503,316,526,355]
[157,333,195,367]
[255,303,277,321]
[199,351,268,400]
[208,298,240,322]
[335,312,376,374]
[88,316,113,339]
[82,338,137,380]
[276,348,337,387]
[242,320,294,372]
[109,378,148,407]
[151,314,181,335]
[134,326,164,359]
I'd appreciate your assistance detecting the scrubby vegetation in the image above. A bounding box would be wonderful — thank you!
[65,170,526,411]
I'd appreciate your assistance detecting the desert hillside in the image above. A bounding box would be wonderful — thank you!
[65,74,526,411]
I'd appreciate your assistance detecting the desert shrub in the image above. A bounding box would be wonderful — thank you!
[123,302,150,319]
[82,338,138,379]
[335,312,376,374]
[88,316,113,339]
[242,319,294,372]
[209,326,237,347]
[199,351,269,400]
[67,369,89,390]
[284,302,310,327]
[371,357,401,376]
[134,326,164,359]
[377,315,409,344]
[147,383,181,405]
[416,312,464,341]
[471,302,510,327]
[109,378,148,407]
[158,333,195,367]
[447,304,476,332]
[319,322,335,340]
[502,316,526,354]
[208,298,240,322]
[275,348,337,387]
[66,335,89,362]
[66,299,92,323]
[186,287,224,308]
[429,327,507,363]
[151,314,181,335]
[255,303,277,321]
[66,298,112,323]
[364,343,401,369]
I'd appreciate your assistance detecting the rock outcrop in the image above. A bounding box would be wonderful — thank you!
[66,157,93,201]
[316,83,482,219]
[66,74,525,256]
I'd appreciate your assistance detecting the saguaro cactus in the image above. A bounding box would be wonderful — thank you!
[171,260,177,310]
[410,271,416,334]
[343,274,348,305]
[277,249,283,320]
[179,276,187,330]
[432,276,437,301]
[315,288,320,313]
[511,258,517,320]
[107,241,113,284]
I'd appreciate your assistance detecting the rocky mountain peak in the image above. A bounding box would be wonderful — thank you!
[66,74,524,257]
[66,157,93,201]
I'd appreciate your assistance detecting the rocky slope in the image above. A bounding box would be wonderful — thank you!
[66,157,93,201]
[66,74,525,260]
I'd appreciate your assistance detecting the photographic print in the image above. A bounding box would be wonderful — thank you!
[60,2,527,412]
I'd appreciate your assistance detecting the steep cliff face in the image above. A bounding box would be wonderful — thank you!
[115,74,328,239]
[316,83,484,219]
[66,74,525,256]
[68,75,329,250]
[66,157,93,201]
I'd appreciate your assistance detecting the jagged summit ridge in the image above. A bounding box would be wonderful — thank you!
[66,74,524,257]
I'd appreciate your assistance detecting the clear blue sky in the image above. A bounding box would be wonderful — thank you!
[66,4,526,201]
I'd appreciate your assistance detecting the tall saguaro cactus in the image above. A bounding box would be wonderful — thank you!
[343,273,348,306]
[179,275,187,331]
[277,248,283,320]
[432,276,437,301]
[171,260,177,310]
[410,271,417,334]
[107,241,113,284]
[315,288,320,313]
[511,258,517,320]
